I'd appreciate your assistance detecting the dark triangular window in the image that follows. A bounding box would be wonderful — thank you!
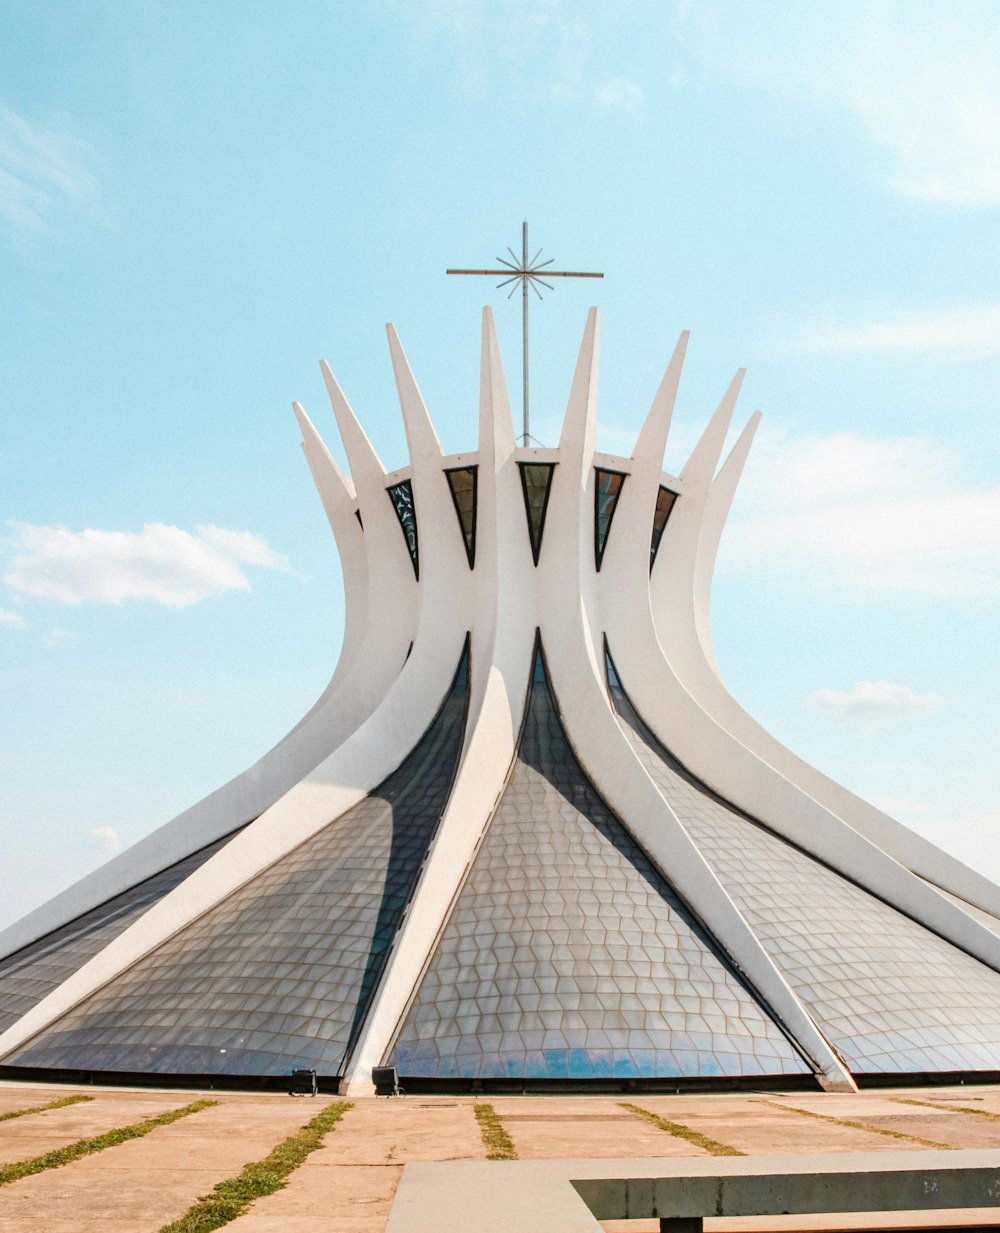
[594,468,626,570]
[444,466,477,568]
[518,462,556,566]
[650,485,678,571]
[387,480,419,579]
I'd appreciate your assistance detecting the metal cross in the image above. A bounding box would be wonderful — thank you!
[447,222,603,446]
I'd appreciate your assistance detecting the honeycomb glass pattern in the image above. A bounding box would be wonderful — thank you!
[388,646,808,1081]
[606,649,1000,1076]
[7,649,469,1078]
[0,830,241,1037]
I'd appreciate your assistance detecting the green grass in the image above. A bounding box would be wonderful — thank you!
[894,1096,1000,1122]
[157,1100,352,1233]
[0,1099,218,1187]
[619,1102,744,1156]
[473,1103,518,1160]
[0,1094,94,1124]
[755,1098,952,1149]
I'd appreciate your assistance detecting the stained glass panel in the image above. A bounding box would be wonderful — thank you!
[387,642,808,1080]
[6,648,470,1078]
[0,830,243,1036]
[445,466,477,568]
[594,469,626,570]
[518,463,556,566]
[606,645,1000,1076]
[387,480,419,579]
[650,485,678,570]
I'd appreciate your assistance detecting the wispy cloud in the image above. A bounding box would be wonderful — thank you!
[0,105,109,240]
[0,607,26,630]
[594,77,645,117]
[807,680,945,731]
[722,427,1000,598]
[3,522,290,609]
[684,1,1000,204]
[784,304,1000,358]
[391,1,643,113]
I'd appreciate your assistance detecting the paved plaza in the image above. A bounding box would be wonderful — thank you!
[1,1081,1000,1231]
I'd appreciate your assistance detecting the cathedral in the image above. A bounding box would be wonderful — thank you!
[2,307,1000,1095]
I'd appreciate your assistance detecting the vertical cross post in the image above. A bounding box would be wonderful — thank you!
[447,223,603,446]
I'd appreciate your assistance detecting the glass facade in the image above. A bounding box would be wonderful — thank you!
[6,647,470,1077]
[594,469,626,570]
[387,480,419,578]
[518,463,556,566]
[444,466,477,568]
[606,648,1000,1075]
[650,485,678,569]
[0,831,241,1037]
[387,643,808,1080]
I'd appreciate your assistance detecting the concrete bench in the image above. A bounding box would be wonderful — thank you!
[386,1150,1000,1233]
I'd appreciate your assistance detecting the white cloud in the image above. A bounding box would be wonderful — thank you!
[685,2,1000,204]
[44,627,77,648]
[0,607,26,630]
[785,304,1000,358]
[3,521,290,609]
[0,105,109,239]
[722,427,1000,598]
[806,680,945,730]
[86,826,121,854]
[391,1,637,110]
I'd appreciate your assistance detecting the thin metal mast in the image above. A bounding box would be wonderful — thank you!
[447,223,603,446]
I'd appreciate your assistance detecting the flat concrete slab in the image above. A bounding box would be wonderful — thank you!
[385,1150,1000,1233]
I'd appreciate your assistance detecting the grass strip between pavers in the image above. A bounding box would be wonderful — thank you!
[755,1098,953,1149]
[619,1102,744,1156]
[894,1096,1000,1122]
[0,1093,94,1123]
[474,1102,518,1160]
[157,1100,352,1233]
[0,1098,218,1187]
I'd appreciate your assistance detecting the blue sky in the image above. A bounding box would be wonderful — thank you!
[2,0,999,931]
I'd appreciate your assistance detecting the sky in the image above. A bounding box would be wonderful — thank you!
[2,0,999,932]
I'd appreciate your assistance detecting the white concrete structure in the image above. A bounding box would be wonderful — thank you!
[2,307,1000,1095]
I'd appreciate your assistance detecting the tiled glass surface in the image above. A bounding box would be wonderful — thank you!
[388,646,808,1080]
[650,486,678,568]
[445,466,477,568]
[387,480,419,578]
[8,650,469,1077]
[594,469,626,570]
[607,651,1000,1075]
[0,831,240,1036]
[518,463,556,565]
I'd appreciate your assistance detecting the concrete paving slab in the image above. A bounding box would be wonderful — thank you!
[0,1094,323,1233]
[491,1096,708,1158]
[225,1096,484,1233]
[621,1096,906,1156]
[0,1094,183,1165]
